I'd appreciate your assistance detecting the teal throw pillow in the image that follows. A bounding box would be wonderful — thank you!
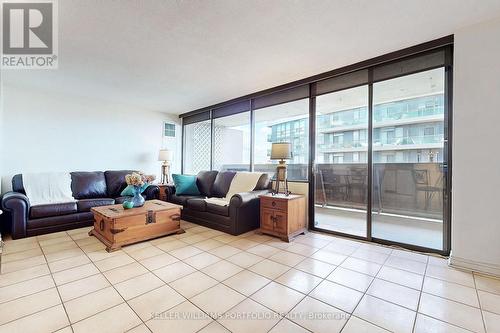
[120,183,149,196]
[172,174,200,196]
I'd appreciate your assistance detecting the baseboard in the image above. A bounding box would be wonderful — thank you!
[449,252,500,277]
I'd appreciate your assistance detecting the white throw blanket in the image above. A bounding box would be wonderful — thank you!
[205,172,263,206]
[23,172,75,206]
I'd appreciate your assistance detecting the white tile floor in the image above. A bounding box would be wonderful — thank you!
[0,221,499,333]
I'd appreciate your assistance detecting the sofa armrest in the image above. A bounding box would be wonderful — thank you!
[143,185,160,200]
[164,184,176,202]
[229,189,269,208]
[1,191,30,239]
[229,189,270,234]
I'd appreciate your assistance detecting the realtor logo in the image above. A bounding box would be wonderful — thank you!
[1,0,58,69]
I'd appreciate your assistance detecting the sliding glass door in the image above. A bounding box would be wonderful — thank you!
[371,68,445,249]
[314,84,369,237]
[311,49,451,253]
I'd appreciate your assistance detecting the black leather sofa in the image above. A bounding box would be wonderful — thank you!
[1,170,159,239]
[165,171,271,235]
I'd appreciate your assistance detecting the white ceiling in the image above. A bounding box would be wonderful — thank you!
[2,0,500,115]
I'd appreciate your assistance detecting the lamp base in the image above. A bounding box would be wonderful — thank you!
[161,162,171,184]
[272,160,290,196]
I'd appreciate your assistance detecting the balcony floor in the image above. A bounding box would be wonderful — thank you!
[315,206,443,250]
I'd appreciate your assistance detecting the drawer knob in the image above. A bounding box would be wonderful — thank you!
[272,201,276,207]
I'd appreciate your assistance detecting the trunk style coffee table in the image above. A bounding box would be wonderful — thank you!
[89,200,183,252]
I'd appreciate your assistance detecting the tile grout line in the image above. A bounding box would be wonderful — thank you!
[68,232,153,331]
[411,253,429,332]
[473,273,488,333]
[39,231,76,333]
[337,245,394,333]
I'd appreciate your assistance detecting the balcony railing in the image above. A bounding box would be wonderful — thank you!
[222,162,444,220]
[318,135,443,152]
[316,106,444,130]
[373,106,444,123]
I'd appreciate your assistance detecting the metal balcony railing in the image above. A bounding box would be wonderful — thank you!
[222,162,444,220]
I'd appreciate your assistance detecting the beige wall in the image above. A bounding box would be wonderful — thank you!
[0,85,181,193]
[451,16,500,275]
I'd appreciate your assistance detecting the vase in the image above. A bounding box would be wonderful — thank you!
[131,185,145,207]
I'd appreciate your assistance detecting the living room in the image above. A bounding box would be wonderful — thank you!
[0,1,500,332]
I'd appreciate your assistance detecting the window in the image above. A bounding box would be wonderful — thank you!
[424,127,435,136]
[213,112,251,171]
[254,99,309,180]
[164,122,175,137]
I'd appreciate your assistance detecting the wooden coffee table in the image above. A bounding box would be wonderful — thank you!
[89,200,183,252]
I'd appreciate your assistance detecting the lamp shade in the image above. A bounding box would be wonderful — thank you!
[158,149,172,162]
[270,142,292,160]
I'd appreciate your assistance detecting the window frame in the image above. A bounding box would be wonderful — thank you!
[178,36,453,255]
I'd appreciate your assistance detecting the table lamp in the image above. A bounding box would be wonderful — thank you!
[270,142,292,195]
[158,149,172,184]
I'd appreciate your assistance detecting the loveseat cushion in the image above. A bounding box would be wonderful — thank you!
[105,170,135,198]
[211,171,236,197]
[254,173,271,190]
[27,212,90,229]
[71,172,107,199]
[172,174,200,195]
[206,203,229,217]
[186,198,206,212]
[12,174,26,194]
[196,171,218,197]
[170,194,204,206]
[77,198,115,212]
[30,202,77,219]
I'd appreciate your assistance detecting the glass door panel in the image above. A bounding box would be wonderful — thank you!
[314,86,369,237]
[371,68,445,250]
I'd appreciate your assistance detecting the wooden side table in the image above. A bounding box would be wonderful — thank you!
[258,193,307,242]
[157,183,172,201]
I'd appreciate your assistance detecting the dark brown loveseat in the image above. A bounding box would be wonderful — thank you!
[1,170,159,239]
[165,171,271,235]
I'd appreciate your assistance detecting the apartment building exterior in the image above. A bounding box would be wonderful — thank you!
[268,93,445,164]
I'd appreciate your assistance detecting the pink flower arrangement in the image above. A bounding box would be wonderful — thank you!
[125,172,156,187]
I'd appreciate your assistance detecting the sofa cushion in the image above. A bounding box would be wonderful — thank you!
[30,202,78,219]
[12,174,26,194]
[77,198,115,212]
[105,170,135,198]
[170,194,203,206]
[196,171,218,197]
[172,174,200,195]
[254,173,271,190]
[186,198,207,212]
[27,212,91,229]
[211,171,236,197]
[206,203,229,217]
[71,172,107,199]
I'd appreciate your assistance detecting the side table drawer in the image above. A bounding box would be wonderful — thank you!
[261,197,287,211]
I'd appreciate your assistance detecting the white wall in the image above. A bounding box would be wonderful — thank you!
[451,16,500,275]
[0,84,181,193]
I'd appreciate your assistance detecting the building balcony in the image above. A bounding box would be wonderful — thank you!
[318,113,444,134]
[318,134,443,153]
